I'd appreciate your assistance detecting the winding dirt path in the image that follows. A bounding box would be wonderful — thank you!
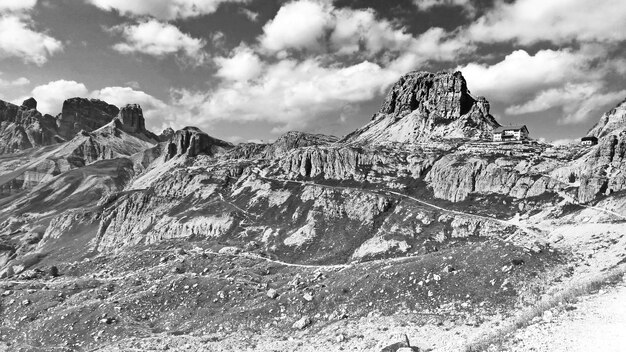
[259,175,545,239]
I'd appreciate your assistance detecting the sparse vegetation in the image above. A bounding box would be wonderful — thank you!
[464,265,626,352]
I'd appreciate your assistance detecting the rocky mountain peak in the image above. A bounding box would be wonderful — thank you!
[116,104,146,134]
[586,97,626,138]
[159,127,175,141]
[165,127,233,160]
[378,71,471,119]
[21,97,37,110]
[343,70,500,144]
[57,98,120,139]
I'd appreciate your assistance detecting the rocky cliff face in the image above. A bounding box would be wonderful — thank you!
[264,131,338,158]
[165,127,233,160]
[56,98,119,140]
[0,97,121,155]
[587,98,626,138]
[343,71,500,144]
[0,99,61,154]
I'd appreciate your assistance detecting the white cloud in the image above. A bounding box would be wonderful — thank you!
[506,83,626,124]
[88,0,248,20]
[458,49,592,101]
[457,48,626,124]
[259,0,471,68]
[0,0,37,12]
[329,8,413,56]
[0,73,30,87]
[239,8,259,22]
[90,86,170,126]
[214,45,263,82]
[390,27,471,72]
[413,0,474,12]
[260,0,332,53]
[31,80,89,115]
[168,58,400,132]
[0,14,63,65]
[506,83,600,115]
[467,0,626,45]
[111,20,206,64]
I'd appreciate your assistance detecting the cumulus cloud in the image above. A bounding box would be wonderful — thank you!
[260,0,332,53]
[413,0,474,13]
[329,7,413,56]
[467,0,626,45]
[0,14,63,65]
[168,58,400,132]
[214,45,263,82]
[0,0,37,12]
[91,86,170,126]
[0,73,30,87]
[110,20,206,64]
[258,0,471,68]
[30,80,89,115]
[88,0,248,20]
[457,48,626,124]
[458,49,593,101]
[507,83,626,124]
[390,27,471,72]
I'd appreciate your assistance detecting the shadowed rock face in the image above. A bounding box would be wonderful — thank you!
[56,98,119,140]
[343,71,500,144]
[21,97,37,110]
[165,127,233,160]
[117,104,146,134]
[0,99,60,154]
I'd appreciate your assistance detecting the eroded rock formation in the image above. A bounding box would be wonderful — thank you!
[344,71,500,144]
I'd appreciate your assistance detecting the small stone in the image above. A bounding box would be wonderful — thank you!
[266,289,278,299]
[542,310,554,323]
[292,316,311,330]
[303,292,313,302]
[22,299,30,306]
[49,266,60,277]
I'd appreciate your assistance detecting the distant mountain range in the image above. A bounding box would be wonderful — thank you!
[2,70,626,271]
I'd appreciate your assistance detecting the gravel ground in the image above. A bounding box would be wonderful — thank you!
[504,277,626,352]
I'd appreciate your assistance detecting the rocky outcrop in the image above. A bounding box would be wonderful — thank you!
[0,99,61,154]
[165,127,233,160]
[56,98,119,140]
[425,152,559,202]
[576,133,626,202]
[21,97,37,110]
[264,131,338,158]
[158,127,175,141]
[116,104,145,134]
[587,98,626,138]
[556,97,626,203]
[343,71,500,144]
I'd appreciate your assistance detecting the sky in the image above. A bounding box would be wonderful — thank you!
[0,0,625,144]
